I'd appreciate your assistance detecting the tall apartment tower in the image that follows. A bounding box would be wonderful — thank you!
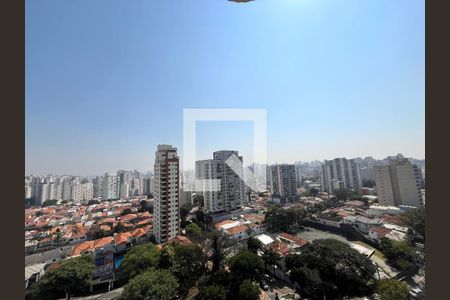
[271,164,297,200]
[101,173,119,200]
[154,144,180,244]
[321,158,362,193]
[195,150,246,213]
[374,158,423,207]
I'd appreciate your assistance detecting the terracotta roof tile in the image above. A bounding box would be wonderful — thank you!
[114,232,132,245]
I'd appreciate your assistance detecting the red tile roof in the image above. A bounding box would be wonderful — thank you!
[226,225,249,235]
[214,219,236,230]
[114,232,132,245]
[279,233,309,248]
[270,241,290,256]
[93,237,114,249]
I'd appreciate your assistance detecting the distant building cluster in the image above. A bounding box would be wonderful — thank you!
[25,171,154,205]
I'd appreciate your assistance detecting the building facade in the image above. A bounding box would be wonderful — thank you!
[270,164,297,201]
[374,158,424,207]
[101,173,119,200]
[195,150,246,213]
[154,144,180,244]
[321,158,362,193]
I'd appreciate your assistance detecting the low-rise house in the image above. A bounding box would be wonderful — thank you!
[367,205,404,217]
[224,224,250,240]
[344,200,366,208]
[278,233,309,249]
[368,226,392,240]
[270,240,290,256]
[131,225,152,244]
[25,246,73,267]
[385,229,407,242]
[25,263,46,289]
[254,234,275,248]
[344,215,381,234]
[114,232,133,253]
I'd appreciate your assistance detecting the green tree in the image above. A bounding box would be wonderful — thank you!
[171,244,207,293]
[27,255,95,300]
[379,237,419,271]
[247,236,261,254]
[121,268,179,300]
[238,280,261,300]
[229,251,264,281]
[262,248,281,271]
[376,279,409,300]
[120,243,160,278]
[265,206,305,233]
[210,232,230,272]
[202,269,233,290]
[158,245,174,269]
[404,207,425,242]
[193,194,205,208]
[285,239,376,299]
[87,199,100,205]
[186,222,203,242]
[310,187,319,197]
[196,285,227,300]
[121,208,133,216]
[113,221,127,233]
[180,203,192,222]
[42,199,58,207]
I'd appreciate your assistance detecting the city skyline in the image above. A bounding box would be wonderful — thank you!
[25,152,425,177]
[26,0,424,175]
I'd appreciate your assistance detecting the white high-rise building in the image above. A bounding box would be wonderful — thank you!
[40,182,49,204]
[374,158,424,207]
[81,182,94,201]
[102,173,119,200]
[154,144,180,244]
[321,158,362,193]
[71,183,83,202]
[195,150,246,213]
[25,184,32,199]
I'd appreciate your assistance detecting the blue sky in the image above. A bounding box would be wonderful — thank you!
[26,0,424,175]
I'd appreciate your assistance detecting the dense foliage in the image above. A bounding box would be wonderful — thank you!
[197,285,227,300]
[265,206,306,232]
[285,239,376,299]
[247,236,261,254]
[404,207,425,242]
[229,250,264,281]
[185,222,204,242]
[27,255,95,300]
[121,268,178,300]
[379,237,420,271]
[238,280,261,300]
[210,232,230,272]
[120,243,160,278]
[376,279,410,300]
[171,243,207,293]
